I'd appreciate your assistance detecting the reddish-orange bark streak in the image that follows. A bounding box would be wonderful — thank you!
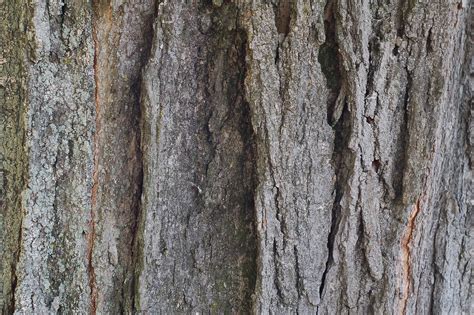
[400,198,421,315]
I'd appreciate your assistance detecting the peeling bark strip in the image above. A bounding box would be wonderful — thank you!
[400,198,421,315]
[1,0,471,314]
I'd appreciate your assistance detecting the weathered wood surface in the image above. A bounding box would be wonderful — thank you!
[1,0,471,314]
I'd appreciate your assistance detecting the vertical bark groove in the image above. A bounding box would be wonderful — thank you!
[88,8,101,313]
[91,0,158,312]
[317,0,353,304]
[137,2,257,312]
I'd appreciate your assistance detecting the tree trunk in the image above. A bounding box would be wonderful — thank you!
[1,0,471,314]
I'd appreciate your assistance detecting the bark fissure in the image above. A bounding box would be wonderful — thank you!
[128,4,159,312]
[396,67,412,199]
[136,3,258,311]
[317,0,350,303]
[89,13,100,314]
[318,105,352,302]
[272,238,284,302]
[90,1,159,312]
[318,0,344,127]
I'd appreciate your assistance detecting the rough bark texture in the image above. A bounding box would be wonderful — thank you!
[1,0,471,314]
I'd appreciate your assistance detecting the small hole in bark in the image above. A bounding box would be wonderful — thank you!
[392,45,399,56]
[365,116,375,124]
[372,159,381,172]
[457,2,463,9]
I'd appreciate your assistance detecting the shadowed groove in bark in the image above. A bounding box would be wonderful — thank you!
[89,5,101,313]
[395,67,412,200]
[135,2,258,311]
[318,0,343,127]
[90,0,161,312]
[126,4,160,313]
[317,0,354,304]
[318,101,354,302]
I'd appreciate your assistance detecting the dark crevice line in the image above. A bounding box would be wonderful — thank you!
[317,0,353,305]
[272,238,284,302]
[294,245,302,299]
[89,3,101,312]
[128,2,160,313]
[232,12,260,309]
[318,0,344,127]
[235,24,259,310]
[318,0,340,301]
[395,67,412,201]
[394,0,416,199]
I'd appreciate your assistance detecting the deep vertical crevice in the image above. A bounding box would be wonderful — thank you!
[131,1,260,312]
[317,0,354,303]
[89,5,101,313]
[318,104,353,300]
[91,0,160,312]
[127,2,160,313]
[238,64,259,311]
[199,5,258,309]
[394,68,412,201]
[393,1,414,205]
[318,0,346,128]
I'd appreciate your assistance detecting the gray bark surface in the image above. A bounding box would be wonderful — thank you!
[1,0,471,314]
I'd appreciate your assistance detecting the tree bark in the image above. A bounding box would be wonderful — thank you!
[1,0,471,314]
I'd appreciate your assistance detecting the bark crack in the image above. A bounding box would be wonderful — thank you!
[318,0,345,127]
[273,238,284,302]
[318,0,351,304]
[129,2,160,313]
[88,10,100,314]
[294,245,302,299]
[395,67,412,199]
